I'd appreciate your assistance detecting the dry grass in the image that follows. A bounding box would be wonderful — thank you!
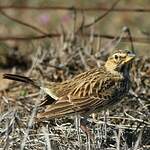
[0,34,150,150]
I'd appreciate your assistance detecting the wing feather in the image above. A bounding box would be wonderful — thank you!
[37,67,121,119]
[37,95,101,119]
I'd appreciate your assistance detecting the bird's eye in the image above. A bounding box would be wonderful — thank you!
[127,51,131,54]
[114,55,119,60]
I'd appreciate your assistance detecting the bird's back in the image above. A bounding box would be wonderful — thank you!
[39,66,130,118]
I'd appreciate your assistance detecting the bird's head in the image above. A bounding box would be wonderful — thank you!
[105,50,135,74]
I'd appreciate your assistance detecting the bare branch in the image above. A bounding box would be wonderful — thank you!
[81,0,120,29]
[0,33,149,44]
[0,5,150,13]
[0,10,48,35]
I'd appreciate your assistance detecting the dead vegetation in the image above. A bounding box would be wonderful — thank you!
[0,1,150,150]
[0,33,150,150]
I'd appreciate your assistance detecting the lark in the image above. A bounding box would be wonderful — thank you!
[3,50,135,121]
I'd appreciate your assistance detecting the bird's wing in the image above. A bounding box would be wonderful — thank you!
[37,95,100,119]
[38,68,105,107]
[37,71,120,119]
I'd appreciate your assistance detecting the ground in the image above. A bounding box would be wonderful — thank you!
[0,0,150,150]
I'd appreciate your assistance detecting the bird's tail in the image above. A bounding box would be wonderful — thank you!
[3,73,40,89]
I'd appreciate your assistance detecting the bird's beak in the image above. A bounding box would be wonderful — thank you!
[124,53,135,63]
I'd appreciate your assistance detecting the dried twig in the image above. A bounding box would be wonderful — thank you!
[123,26,135,53]
[134,127,144,150]
[42,126,52,150]
[80,0,120,29]
[0,5,150,13]
[0,33,149,44]
[20,106,37,150]
[0,10,48,35]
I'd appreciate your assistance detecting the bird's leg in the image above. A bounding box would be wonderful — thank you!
[80,117,95,141]
[80,117,92,150]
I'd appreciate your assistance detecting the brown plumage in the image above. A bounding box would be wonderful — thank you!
[3,50,135,120]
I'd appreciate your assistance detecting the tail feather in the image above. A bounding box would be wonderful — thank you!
[3,73,40,88]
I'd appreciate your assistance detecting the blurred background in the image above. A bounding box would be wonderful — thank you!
[0,0,150,57]
[0,1,150,149]
[0,0,149,71]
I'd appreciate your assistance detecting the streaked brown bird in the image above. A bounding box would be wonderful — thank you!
[3,50,135,122]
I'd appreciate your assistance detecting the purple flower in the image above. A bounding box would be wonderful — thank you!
[38,14,50,25]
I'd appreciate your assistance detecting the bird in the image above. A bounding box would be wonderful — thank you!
[3,50,135,122]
